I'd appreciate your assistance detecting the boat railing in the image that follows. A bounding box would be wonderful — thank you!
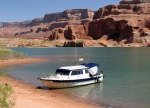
[49,74,62,79]
[41,72,51,77]
[49,75,57,78]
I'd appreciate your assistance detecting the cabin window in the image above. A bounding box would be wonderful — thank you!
[56,69,70,76]
[71,70,83,76]
[85,70,89,74]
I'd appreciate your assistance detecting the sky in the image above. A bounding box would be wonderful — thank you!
[0,0,120,22]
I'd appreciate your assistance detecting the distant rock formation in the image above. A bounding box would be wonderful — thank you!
[45,2,150,47]
[87,3,150,46]
[93,3,150,19]
[0,9,94,29]
[1,22,27,28]
[44,9,94,23]
[120,0,150,4]
[0,9,94,37]
[28,18,43,27]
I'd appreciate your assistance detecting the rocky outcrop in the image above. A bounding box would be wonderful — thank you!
[120,0,150,4]
[49,28,65,40]
[93,3,150,19]
[87,18,130,42]
[63,41,83,47]
[49,22,69,31]
[1,22,27,28]
[28,18,43,27]
[49,25,88,41]
[44,9,94,23]
[85,3,150,45]
[81,9,94,19]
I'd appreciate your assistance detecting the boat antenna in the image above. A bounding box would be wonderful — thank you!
[75,42,77,62]
[74,34,77,65]
[85,53,88,63]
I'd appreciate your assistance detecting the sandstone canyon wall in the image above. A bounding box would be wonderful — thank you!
[48,2,150,47]
[85,2,150,46]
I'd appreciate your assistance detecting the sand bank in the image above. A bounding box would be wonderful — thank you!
[0,59,104,108]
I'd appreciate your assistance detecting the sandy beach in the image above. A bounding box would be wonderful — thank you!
[0,58,105,108]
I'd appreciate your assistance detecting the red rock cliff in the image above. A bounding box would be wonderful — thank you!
[85,3,150,45]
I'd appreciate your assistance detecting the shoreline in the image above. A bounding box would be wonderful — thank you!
[0,76,105,108]
[0,58,105,108]
[0,37,149,48]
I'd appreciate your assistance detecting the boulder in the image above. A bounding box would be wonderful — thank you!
[63,41,83,47]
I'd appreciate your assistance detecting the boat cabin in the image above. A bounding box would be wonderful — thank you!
[55,63,100,77]
[40,63,103,88]
[56,68,90,76]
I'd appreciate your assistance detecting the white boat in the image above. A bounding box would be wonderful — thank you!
[40,63,104,89]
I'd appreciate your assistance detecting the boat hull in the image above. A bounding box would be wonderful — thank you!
[40,76,103,89]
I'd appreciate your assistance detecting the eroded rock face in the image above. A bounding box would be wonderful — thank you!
[85,18,131,42]
[49,25,87,41]
[49,22,69,31]
[85,16,150,44]
[49,28,65,41]
[81,9,94,19]
[85,3,150,45]
[93,3,150,19]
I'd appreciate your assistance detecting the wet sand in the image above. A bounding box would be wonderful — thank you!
[0,58,105,108]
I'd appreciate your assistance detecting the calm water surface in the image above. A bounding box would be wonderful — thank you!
[1,47,150,108]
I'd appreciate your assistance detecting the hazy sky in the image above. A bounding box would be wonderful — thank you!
[0,0,120,22]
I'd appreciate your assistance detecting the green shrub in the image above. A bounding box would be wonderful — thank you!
[0,72,7,77]
[0,83,15,108]
[11,51,26,59]
[0,49,26,60]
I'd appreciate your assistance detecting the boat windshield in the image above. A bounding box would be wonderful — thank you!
[56,69,70,76]
[71,70,83,75]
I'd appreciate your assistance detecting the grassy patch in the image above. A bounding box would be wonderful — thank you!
[0,83,15,108]
[0,71,15,108]
[0,49,26,60]
[0,72,7,77]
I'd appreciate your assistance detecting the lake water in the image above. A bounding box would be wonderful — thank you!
[0,47,150,108]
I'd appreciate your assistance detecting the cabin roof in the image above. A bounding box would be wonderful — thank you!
[81,63,100,68]
[59,65,87,70]
[59,63,100,71]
